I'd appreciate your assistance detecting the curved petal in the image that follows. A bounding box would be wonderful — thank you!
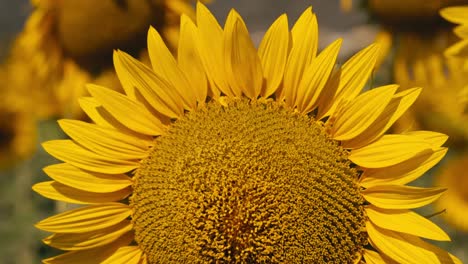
[297,38,342,113]
[113,52,184,119]
[258,14,289,97]
[224,9,263,99]
[78,97,152,141]
[360,148,447,188]
[331,85,397,141]
[440,6,468,24]
[281,7,318,105]
[319,44,380,117]
[33,181,131,204]
[342,87,421,148]
[148,26,197,110]
[87,84,165,136]
[362,185,446,209]
[178,14,208,104]
[349,134,432,168]
[43,163,132,193]
[102,246,143,264]
[58,119,150,160]
[366,206,450,241]
[36,203,131,233]
[43,220,133,250]
[363,249,394,264]
[196,2,227,98]
[43,140,138,174]
[445,39,468,57]
[403,131,448,148]
[367,221,461,264]
[42,232,133,264]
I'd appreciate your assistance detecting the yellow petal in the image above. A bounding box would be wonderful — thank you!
[32,181,131,204]
[366,206,450,241]
[58,119,150,160]
[349,134,431,168]
[363,249,393,264]
[87,84,165,136]
[362,185,446,209]
[113,51,137,100]
[178,14,208,104]
[43,220,132,250]
[316,68,341,119]
[147,27,197,110]
[78,97,152,141]
[366,221,461,264]
[297,38,342,113]
[224,9,263,99]
[403,131,448,148]
[445,39,468,57]
[440,6,468,24]
[102,246,143,264]
[43,232,133,264]
[36,203,131,233]
[258,14,289,97]
[114,51,184,118]
[454,25,468,38]
[196,2,227,98]
[320,44,380,117]
[360,148,447,188]
[332,85,397,141]
[282,7,318,105]
[342,87,421,148]
[43,163,132,193]
[43,140,138,174]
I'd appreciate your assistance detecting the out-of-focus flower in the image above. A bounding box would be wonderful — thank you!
[392,31,468,148]
[33,3,460,263]
[0,68,36,166]
[3,0,207,119]
[441,6,468,59]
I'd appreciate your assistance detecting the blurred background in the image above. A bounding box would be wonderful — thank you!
[0,0,466,263]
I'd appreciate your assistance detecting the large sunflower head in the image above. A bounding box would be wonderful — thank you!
[34,3,461,263]
[5,0,205,119]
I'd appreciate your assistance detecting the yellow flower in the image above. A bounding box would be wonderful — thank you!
[0,68,37,165]
[392,31,468,147]
[441,5,468,58]
[4,0,205,119]
[33,4,460,263]
[435,154,468,232]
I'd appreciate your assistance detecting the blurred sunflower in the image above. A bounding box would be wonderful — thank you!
[392,32,468,147]
[4,0,208,119]
[33,3,460,263]
[440,5,468,58]
[0,68,36,166]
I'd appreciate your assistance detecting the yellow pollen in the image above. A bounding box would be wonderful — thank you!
[131,99,367,263]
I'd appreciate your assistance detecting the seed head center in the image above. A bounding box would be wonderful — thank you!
[131,99,367,263]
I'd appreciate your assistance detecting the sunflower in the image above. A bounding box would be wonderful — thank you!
[4,0,208,119]
[441,5,468,59]
[392,31,468,147]
[33,3,461,263]
[0,68,37,166]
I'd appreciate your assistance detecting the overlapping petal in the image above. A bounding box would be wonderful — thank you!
[43,163,132,193]
[33,181,131,204]
[36,203,131,233]
[362,185,446,209]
